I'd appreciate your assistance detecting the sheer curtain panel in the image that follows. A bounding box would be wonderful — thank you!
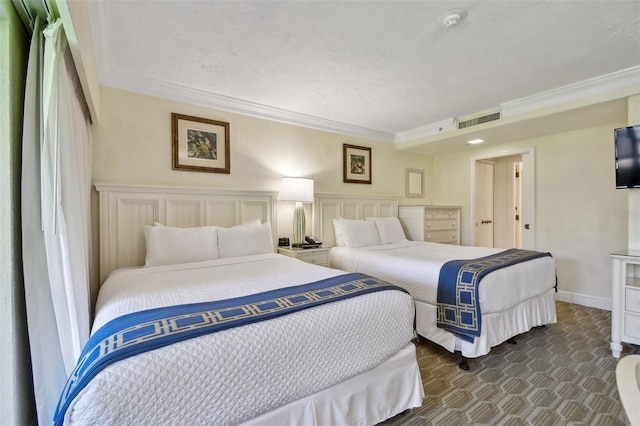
[22,17,92,424]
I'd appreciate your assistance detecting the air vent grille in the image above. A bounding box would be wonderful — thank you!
[458,112,501,129]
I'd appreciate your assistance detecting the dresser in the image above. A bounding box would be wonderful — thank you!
[398,205,461,245]
[610,250,640,358]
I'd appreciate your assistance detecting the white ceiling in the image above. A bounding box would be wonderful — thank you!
[88,0,640,152]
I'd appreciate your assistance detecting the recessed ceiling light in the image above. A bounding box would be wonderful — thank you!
[467,138,485,145]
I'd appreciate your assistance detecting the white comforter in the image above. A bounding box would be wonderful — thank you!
[330,242,557,357]
[330,241,556,314]
[66,254,415,425]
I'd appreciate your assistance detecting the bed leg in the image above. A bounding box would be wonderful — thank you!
[507,337,517,345]
[458,354,470,371]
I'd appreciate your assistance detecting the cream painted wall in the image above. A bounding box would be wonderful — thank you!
[432,123,628,308]
[92,87,432,241]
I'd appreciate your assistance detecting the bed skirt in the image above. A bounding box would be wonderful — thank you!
[416,288,556,358]
[241,344,424,426]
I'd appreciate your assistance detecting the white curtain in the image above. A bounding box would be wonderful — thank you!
[22,17,92,424]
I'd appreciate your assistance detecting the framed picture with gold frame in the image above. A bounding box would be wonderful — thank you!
[172,113,230,174]
[343,144,371,184]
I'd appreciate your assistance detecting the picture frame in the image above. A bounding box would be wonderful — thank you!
[405,168,424,198]
[343,144,372,184]
[172,113,230,174]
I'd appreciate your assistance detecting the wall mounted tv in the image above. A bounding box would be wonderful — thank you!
[615,125,640,189]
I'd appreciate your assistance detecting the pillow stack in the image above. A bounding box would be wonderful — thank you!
[332,216,407,247]
[144,220,273,267]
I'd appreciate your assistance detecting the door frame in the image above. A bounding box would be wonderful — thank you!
[470,147,536,249]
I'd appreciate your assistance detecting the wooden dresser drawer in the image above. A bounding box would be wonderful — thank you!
[398,205,461,245]
[625,287,640,313]
[425,229,459,244]
[425,219,458,231]
[425,209,458,219]
[624,311,640,339]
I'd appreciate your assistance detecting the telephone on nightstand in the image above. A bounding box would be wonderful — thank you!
[303,236,322,248]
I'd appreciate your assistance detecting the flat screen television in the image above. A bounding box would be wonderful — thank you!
[615,125,640,188]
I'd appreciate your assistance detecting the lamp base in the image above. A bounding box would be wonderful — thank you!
[292,202,306,246]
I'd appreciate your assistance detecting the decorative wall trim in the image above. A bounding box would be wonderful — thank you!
[395,118,458,143]
[95,184,278,284]
[99,70,397,143]
[501,66,640,117]
[555,290,612,311]
[313,193,398,248]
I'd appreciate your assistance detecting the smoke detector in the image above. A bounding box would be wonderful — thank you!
[440,9,467,29]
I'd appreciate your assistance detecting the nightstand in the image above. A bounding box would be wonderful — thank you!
[277,246,331,267]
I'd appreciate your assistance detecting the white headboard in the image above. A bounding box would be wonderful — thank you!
[313,193,399,247]
[96,184,278,284]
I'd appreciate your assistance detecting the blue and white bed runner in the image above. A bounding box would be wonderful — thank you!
[436,249,551,343]
[54,272,407,425]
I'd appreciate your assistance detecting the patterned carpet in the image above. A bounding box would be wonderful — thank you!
[381,301,640,425]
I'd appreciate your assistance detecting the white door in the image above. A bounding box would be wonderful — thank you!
[471,148,535,249]
[475,161,494,247]
[520,152,535,249]
[512,159,523,248]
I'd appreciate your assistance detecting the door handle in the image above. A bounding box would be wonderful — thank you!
[524,224,530,229]
[481,220,493,224]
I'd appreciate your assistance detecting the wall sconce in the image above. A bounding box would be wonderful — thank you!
[280,177,314,247]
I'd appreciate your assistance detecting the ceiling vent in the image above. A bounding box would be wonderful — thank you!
[457,111,501,129]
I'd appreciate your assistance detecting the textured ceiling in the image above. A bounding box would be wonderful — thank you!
[88,0,640,144]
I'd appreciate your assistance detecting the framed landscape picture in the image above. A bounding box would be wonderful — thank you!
[343,144,371,184]
[172,113,230,174]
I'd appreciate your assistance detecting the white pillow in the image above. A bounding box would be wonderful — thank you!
[232,219,261,229]
[218,222,274,258]
[144,225,219,267]
[367,217,407,244]
[333,218,346,247]
[334,218,381,248]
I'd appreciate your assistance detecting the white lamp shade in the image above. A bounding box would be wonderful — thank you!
[280,177,314,203]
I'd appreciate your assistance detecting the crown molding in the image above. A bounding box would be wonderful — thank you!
[501,66,640,117]
[100,70,396,143]
[395,118,458,143]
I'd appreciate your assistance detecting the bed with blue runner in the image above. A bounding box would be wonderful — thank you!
[436,248,551,343]
[54,272,407,425]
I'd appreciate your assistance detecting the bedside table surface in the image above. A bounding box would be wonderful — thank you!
[278,246,330,254]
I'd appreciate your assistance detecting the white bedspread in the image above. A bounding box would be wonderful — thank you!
[330,241,556,314]
[66,254,415,425]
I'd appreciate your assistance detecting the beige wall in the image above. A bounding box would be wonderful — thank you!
[432,123,628,308]
[92,87,433,238]
[91,88,631,308]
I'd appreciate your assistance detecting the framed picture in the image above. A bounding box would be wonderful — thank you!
[343,144,371,184]
[405,168,424,198]
[172,113,230,174]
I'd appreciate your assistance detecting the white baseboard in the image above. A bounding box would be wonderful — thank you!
[555,291,612,311]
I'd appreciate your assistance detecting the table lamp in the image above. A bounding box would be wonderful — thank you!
[280,177,314,247]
